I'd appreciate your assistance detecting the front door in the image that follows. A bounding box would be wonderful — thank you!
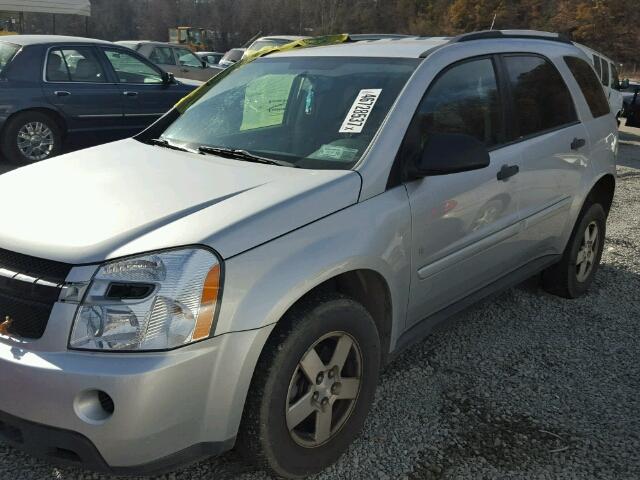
[404,57,523,329]
[42,46,123,134]
[100,48,185,132]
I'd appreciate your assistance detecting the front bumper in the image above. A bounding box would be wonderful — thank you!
[0,320,274,472]
[0,408,234,475]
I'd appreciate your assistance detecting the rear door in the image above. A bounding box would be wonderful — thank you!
[148,45,180,77]
[99,47,184,131]
[41,46,123,133]
[500,54,588,258]
[564,55,616,182]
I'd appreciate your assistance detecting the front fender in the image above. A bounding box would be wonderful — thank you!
[215,186,412,351]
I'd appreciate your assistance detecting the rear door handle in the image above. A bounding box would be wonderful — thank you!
[54,91,71,97]
[571,137,586,150]
[123,91,138,97]
[497,164,519,181]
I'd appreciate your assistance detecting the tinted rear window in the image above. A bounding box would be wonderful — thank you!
[0,42,19,74]
[564,56,610,118]
[503,55,577,138]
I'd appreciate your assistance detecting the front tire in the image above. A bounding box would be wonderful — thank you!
[238,294,381,478]
[1,111,62,165]
[542,203,606,298]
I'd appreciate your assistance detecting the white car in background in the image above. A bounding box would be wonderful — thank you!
[574,43,624,116]
[243,35,308,58]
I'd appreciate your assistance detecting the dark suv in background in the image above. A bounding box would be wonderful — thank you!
[0,35,197,164]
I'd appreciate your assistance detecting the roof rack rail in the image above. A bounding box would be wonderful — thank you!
[419,29,572,58]
[451,29,572,45]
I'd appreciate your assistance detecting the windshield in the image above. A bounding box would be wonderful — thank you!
[0,42,19,75]
[161,56,418,169]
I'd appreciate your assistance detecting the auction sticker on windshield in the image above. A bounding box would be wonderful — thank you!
[339,89,382,134]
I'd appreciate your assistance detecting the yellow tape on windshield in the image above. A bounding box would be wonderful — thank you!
[174,34,350,114]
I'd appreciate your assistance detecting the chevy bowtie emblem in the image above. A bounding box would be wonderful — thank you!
[0,316,13,334]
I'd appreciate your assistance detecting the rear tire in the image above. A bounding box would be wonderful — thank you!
[542,203,606,298]
[1,111,62,165]
[238,293,381,479]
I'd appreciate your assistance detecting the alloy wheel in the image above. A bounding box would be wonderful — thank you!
[285,331,362,448]
[576,220,599,282]
[17,122,55,161]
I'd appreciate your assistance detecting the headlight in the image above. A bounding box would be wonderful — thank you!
[69,247,222,351]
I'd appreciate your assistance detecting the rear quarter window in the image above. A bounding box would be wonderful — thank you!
[600,59,610,87]
[0,42,19,75]
[592,55,602,79]
[564,56,610,118]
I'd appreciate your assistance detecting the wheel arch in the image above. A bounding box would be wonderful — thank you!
[1,107,68,139]
[585,173,615,216]
[293,269,394,364]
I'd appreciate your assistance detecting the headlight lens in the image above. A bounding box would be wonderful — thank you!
[69,248,222,351]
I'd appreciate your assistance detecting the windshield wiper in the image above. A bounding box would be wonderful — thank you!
[148,138,192,153]
[198,145,297,168]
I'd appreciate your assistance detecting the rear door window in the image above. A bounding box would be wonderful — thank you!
[502,55,577,138]
[150,47,175,65]
[564,56,610,118]
[46,48,106,83]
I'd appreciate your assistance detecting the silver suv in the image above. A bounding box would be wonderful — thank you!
[0,30,617,478]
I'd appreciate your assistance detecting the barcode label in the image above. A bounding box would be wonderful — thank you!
[339,89,382,134]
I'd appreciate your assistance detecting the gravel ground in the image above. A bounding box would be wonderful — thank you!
[1,126,639,479]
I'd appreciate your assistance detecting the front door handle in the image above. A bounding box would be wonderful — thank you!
[54,91,71,97]
[497,164,519,181]
[571,137,586,150]
[123,91,138,97]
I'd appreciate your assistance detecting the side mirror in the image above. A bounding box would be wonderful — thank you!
[620,79,630,90]
[201,60,207,68]
[410,133,490,178]
[162,71,175,85]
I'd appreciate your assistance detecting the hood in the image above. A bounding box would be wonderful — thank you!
[0,139,361,264]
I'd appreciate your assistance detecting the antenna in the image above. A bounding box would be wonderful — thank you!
[490,13,497,31]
